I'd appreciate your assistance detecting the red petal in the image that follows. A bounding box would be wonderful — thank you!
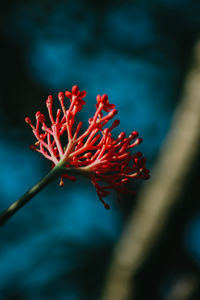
[58,92,64,101]
[96,95,101,103]
[75,99,86,105]
[72,85,79,95]
[65,91,72,98]
[78,91,86,98]
[101,94,108,104]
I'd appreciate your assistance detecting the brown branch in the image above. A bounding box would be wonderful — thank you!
[102,41,200,300]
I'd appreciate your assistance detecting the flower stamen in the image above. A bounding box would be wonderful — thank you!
[25,85,150,208]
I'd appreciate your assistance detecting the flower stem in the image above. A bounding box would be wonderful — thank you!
[0,165,62,227]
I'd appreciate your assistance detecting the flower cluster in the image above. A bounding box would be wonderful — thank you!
[25,85,150,209]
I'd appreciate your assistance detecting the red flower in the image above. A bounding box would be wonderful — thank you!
[25,85,150,209]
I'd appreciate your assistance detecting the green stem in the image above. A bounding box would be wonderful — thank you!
[0,165,62,227]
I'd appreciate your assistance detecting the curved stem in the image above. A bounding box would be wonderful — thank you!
[0,165,62,227]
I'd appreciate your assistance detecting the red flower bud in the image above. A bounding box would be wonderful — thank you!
[25,85,149,208]
[72,85,79,95]
[25,117,32,125]
[58,92,64,101]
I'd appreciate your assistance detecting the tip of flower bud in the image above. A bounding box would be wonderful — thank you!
[112,119,120,127]
[137,137,143,144]
[72,85,79,95]
[96,95,101,103]
[46,95,53,107]
[35,112,40,118]
[25,117,31,125]
[79,91,86,98]
[104,203,110,209]
[101,94,108,103]
[111,109,118,116]
[118,132,126,139]
[36,112,45,123]
[132,131,138,138]
[133,152,143,159]
[58,92,64,101]
[129,131,138,140]
[29,145,36,150]
[65,91,72,98]
[103,128,109,135]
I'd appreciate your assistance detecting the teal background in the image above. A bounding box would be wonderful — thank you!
[0,1,200,299]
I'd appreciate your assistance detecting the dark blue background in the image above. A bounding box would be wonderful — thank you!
[0,1,200,299]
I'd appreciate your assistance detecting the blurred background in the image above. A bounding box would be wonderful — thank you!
[0,0,200,299]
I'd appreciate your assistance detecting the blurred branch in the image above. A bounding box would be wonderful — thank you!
[102,41,200,300]
[165,274,199,300]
